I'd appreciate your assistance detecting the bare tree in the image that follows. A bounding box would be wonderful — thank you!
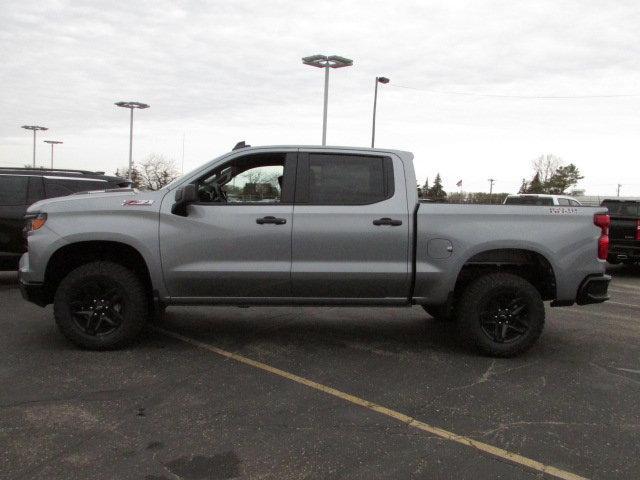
[115,166,143,188]
[137,154,179,190]
[532,154,562,185]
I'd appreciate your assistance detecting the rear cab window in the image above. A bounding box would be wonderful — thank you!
[297,153,394,205]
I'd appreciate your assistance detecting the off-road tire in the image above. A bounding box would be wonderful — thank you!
[456,273,545,357]
[54,261,148,350]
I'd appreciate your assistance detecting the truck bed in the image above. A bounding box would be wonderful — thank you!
[413,203,606,306]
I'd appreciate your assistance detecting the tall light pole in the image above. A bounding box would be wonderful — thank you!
[115,101,149,181]
[488,178,495,203]
[371,76,390,148]
[21,125,48,167]
[43,140,63,169]
[302,55,353,146]
[617,183,622,197]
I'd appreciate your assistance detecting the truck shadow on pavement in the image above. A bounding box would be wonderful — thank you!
[606,262,640,278]
[150,307,505,359]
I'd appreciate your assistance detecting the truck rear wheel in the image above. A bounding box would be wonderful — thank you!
[456,273,544,357]
[54,261,148,350]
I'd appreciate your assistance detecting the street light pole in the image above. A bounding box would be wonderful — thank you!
[43,140,63,169]
[21,125,48,167]
[302,55,353,146]
[371,76,390,148]
[617,183,622,197]
[322,66,330,146]
[115,101,150,181]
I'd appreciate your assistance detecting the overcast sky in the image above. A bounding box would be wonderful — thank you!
[2,0,640,195]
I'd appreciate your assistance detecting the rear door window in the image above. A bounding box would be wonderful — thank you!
[44,178,108,198]
[602,201,639,217]
[0,175,28,205]
[557,198,570,206]
[301,154,394,205]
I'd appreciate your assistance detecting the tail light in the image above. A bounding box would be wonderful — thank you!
[636,219,640,241]
[594,213,610,260]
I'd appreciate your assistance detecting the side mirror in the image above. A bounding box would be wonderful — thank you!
[174,184,197,202]
[172,184,197,216]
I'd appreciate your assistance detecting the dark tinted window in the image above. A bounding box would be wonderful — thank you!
[307,154,393,205]
[602,201,639,217]
[44,178,108,198]
[27,177,45,204]
[505,196,554,206]
[0,175,28,205]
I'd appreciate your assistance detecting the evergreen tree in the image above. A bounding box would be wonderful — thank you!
[427,173,447,201]
[545,163,583,194]
[518,178,528,194]
[525,172,544,193]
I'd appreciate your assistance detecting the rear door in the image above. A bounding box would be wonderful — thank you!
[291,151,410,300]
[603,201,639,242]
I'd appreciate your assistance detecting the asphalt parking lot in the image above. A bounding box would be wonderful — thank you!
[2,266,640,480]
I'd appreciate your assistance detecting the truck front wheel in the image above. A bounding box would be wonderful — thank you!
[54,261,149,350]
[456,273,545,357]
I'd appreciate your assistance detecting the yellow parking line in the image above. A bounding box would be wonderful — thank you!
[607,300,640,309]
[156,327,587,480]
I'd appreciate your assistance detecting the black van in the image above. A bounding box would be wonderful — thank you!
[0,168,129,270]
[601,198,640,265]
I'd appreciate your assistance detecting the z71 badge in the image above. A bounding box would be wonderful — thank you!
[122,199,154,206]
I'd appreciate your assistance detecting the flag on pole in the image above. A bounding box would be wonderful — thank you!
[456,179,462,187]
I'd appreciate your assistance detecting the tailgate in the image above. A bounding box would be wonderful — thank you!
[609,216,638,241]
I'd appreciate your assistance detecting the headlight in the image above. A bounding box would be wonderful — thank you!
[24,212,47,236]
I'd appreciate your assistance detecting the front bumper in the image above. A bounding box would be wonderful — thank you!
[576,274,611,305]
[19,279,49,307]
[18,252,50,307]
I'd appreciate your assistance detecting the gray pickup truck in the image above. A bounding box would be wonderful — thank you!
[19,145,611,356]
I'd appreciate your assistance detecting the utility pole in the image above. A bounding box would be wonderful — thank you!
[181,132,185,174]
[302,55,353,145]
[617,184,622,197]
[488,178,495,203]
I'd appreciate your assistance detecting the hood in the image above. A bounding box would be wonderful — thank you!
[27,188,167,214]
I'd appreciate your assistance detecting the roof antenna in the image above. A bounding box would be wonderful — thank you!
[233,141,250,150]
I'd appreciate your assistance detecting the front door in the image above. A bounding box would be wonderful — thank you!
[291,152,410,300]
[159,151,296,299]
